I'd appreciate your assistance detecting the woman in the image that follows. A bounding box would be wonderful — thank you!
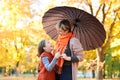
[54,19,84,80]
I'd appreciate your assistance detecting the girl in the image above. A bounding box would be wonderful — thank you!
[37,40,60,80]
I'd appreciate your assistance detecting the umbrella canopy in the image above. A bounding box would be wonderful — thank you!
[42,6,106,50]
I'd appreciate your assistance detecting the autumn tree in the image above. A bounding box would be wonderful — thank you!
[0,0,52,76]
[74,0,120,79]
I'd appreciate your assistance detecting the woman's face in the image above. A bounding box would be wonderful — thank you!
[56,28,68,36]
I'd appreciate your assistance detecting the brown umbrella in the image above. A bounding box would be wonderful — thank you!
[42,6,106,50]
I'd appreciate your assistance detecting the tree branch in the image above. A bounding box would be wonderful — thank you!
[95,4,102,17]
[88,4,93,15]
[105,2,112,15]
[102,2,112,24]
[102,3,105,24]
[101,13,117,53]
[114,6,120,20]
[87,0,93,15]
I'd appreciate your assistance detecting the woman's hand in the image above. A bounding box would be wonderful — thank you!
[61,53,71,61]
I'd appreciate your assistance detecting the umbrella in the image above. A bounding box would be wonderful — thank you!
[42,6,106,50]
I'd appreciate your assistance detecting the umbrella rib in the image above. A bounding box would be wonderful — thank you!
[79,25,101,49]
[77,10,85,19]
[84,27,100,49]
[85,21,106,42]
[81,26,92,50]
[43,18,63,23]
[43,21,60,29]
[43,11,68,19]
[43,9,69,19]
[46,8,67,16]
[77,12,104,35]
[78,25,88,50]
[43,15,65,19]
[66,7,75,17]
[46,28,56,34]
[46,29,58,39]
[76,23,105,50]
[52,7,73,19]
[81,15,105,36]
[78,14,106,42]
[85,24,105,46]
[52,33,58,40]
[83,27,94,49]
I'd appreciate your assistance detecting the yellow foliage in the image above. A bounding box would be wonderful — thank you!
[112,21,120,36]
[84,50,96,60]
[111,0,120,10]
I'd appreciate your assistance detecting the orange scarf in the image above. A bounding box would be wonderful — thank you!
[54,32,74,74]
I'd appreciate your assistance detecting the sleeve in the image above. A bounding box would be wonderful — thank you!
[42,56,58,71]
[70,38,84,61]
[71,56,79,62]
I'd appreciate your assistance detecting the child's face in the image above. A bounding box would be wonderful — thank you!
[44,40,53,52]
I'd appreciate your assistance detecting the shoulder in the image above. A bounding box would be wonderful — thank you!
[41,52,48,56]
[70,37,80,44]
[41,52,52,57]
[70,37,83,50]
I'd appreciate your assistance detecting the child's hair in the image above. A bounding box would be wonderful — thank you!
[38,40,46,55]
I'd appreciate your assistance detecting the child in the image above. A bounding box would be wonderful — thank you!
[37,40,60,80]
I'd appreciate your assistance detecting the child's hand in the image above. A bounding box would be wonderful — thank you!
[61,53,67,59]
[61,53,71,61]
[55,51,61,59]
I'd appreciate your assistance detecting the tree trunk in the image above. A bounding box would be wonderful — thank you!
[15,61,19,76]
[92,70,95,78]
[96,48,104,80]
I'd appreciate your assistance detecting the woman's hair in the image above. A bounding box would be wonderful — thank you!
[58,19,71,32]
[38,40,46,55]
